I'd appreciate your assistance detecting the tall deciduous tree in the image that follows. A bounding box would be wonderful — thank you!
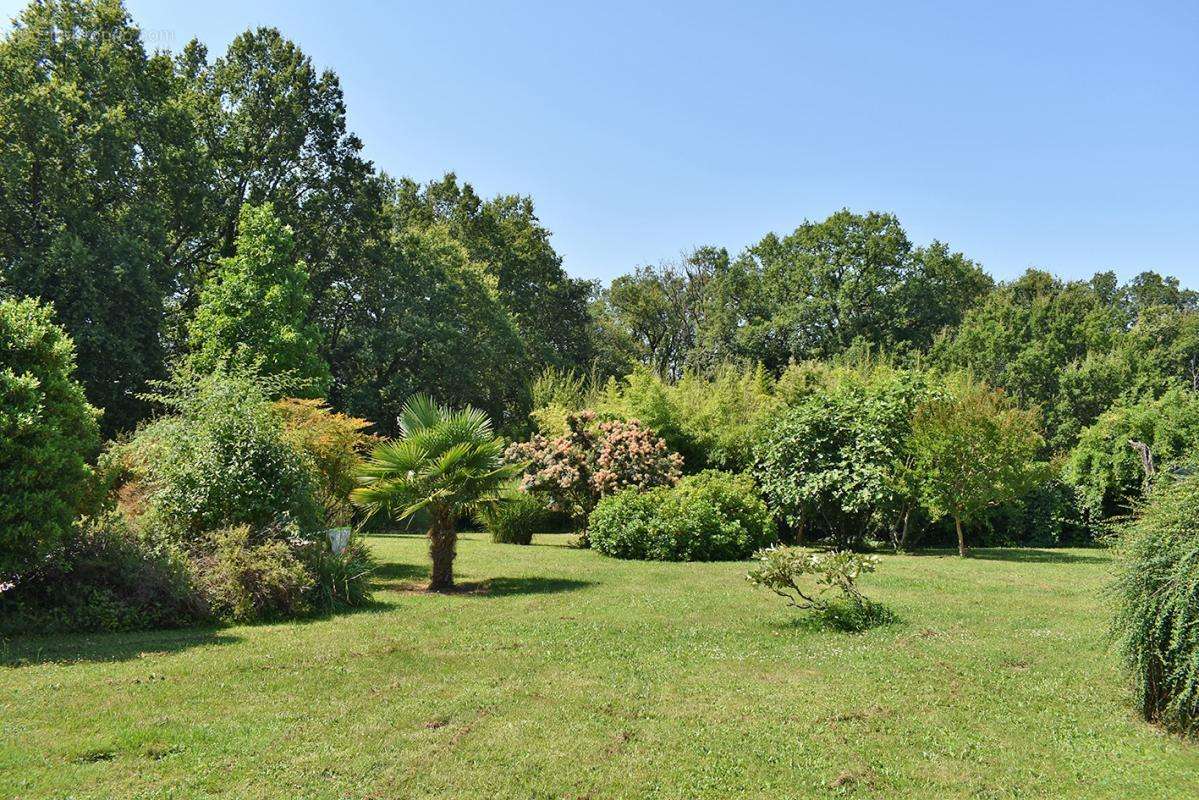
[187,203,330,394]
[592,247,726,379]
[694,210,989,370]
[932,269,1127,450]
[0,0,202,432]
[392,174,592,374]
[327,224,528,433]
[909,375,1045,556]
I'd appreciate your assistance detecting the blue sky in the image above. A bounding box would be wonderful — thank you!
[4,0,1197,285]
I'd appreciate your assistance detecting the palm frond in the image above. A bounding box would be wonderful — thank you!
[397,394,445,438]
[352,394,517,526]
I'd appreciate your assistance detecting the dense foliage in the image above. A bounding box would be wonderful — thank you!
[188,203,330,394]
[0,514,199,633]
[753,369,928,549]
[275,397,376,526]
[909,375,1045,556]
[1065,387,1199,525]
[1113,473,1199,733]
[191,525,315,624]
[588,471,773,561]
[0,297,100,578]
[119,366,322,543]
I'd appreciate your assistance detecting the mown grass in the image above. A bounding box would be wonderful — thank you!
[1,534,1195,798]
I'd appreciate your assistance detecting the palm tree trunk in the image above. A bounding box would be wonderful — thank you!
[428,511,457,591]
[955,515,968,558]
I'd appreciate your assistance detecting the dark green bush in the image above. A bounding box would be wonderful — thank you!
[119,365,322,544]
[0,297,101,579]
[190,525,314,624]
[0,514,201,634]
[297,533,376,610]
[479,492,552,544]
[586,489,662,559]
[588,471,774,561]
[1113,473,1199,733]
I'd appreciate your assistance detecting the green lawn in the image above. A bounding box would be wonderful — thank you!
[2,534,1196,799]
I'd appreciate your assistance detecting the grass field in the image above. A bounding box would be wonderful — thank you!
[2,534,1196,799]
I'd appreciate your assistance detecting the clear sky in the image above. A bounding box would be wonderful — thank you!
[4,0,1197,285]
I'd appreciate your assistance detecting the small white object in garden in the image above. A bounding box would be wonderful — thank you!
[326,527,351,555]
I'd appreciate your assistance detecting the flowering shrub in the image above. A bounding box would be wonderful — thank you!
[506,410,682,525]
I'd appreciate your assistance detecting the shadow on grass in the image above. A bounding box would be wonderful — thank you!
[0,626,240,668]
[483,576,594,596]
[373,559,593,597]
[905,547,1109,564]
[373,561,430,585]
[775,602,901,634]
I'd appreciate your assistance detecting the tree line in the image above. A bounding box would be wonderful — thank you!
[2,0,1197,474]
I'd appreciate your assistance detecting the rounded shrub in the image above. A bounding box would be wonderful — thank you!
[479,492,552,545]
[587,488,664,560]
[1113,472,1199,733]
[589,471,775,561]
[0,297,101,579]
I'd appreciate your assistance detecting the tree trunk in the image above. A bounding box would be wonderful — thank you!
[428,512,457,591]
[896,507,912,552]
[955,515,968,558]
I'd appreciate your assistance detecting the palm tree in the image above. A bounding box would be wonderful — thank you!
[351,395,520,590]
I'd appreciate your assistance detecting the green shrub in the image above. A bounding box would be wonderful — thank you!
[190,525,314,624]
[586,488,663,559]
[0,297,101,579]
[747,546,889,631]
[1066,387,1199,524]
[671,365,777,472]
[588,471,774,561]
[1113,473,1199,733]
[755,374,928,549]
[120,365,322,544]
[0,514,201,634]
[297,533,376,611]
[479,492,552,544]
[980,473,1089,547]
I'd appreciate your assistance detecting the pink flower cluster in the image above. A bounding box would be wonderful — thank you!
[505,410,682,523]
